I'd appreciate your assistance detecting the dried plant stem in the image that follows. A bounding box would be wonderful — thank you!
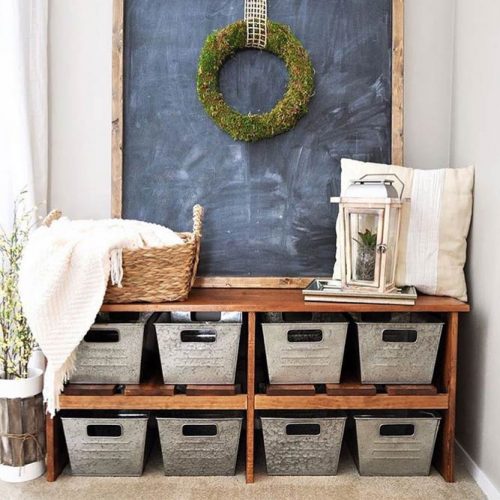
[0,192,36,380]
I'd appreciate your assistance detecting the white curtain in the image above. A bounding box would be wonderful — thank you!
[0,0,48,231]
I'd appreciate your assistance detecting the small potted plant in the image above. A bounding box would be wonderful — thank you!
[0,195,45,482]
[354,229,377,281]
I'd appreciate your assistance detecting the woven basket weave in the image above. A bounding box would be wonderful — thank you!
[42,205,204,303]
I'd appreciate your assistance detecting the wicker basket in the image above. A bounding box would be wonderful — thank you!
[42,205,204,303]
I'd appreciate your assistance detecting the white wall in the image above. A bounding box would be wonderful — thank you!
[451,0,500,493]
[49,0,112,218]
[404,0,455,170]
[48,0,455,216]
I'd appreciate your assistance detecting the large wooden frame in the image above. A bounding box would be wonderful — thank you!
[111,0,404,288]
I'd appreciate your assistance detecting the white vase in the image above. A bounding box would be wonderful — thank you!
[0,368,46,483]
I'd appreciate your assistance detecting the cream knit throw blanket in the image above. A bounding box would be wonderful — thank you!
[19,217,183,416]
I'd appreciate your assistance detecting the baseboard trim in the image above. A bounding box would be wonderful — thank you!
[456,440,500,499]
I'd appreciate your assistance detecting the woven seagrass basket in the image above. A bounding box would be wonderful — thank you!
[42,205,204,303]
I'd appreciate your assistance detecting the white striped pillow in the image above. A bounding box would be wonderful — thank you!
[333,159,474,302]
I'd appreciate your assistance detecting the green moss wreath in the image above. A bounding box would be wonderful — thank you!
[197,20,315,142]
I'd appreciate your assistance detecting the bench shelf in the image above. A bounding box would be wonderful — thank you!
[58,394,247,411]
[46,289,468,484]
[254,394,450,411]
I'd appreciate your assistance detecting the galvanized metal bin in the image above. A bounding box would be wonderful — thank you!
[261,413,347,475]
[155,312,242,384]
[61,412,149,476]
[156,415,242,476]
[353,411,441,476]
[356,313,444,384]
[70,313,147,384]
[261,312,348,384]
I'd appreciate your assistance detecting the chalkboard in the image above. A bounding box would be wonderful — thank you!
[116,0,403,284]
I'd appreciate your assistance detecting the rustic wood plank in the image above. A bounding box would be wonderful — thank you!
[21,397,36,464]
[194,277,322,289]
[255,394,449,410]
[7,398,23,466]
[0,397,11,465]
[435,312,459,482]
[63,384,117,396]
[392,0,404,165]
[111,0,124,218]
[246,312,256,484]
[45,415,56,481]
[124,384,175,396]
[266,384,316,396]
[326,382,377,396]
[100,290,470,313]
[185,384,239,396]
[33,394,45,462]
[46,414,68,482]
[385,384,438,396]
[58,394,247,410]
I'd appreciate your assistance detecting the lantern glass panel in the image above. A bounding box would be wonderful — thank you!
[348,211,381,285]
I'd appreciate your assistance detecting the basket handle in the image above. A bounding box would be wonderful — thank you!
[192,204,204,238]
[379,423,415,437]
[182,424,218,437]
[382,329,418,343]
[285,423,321,436]
[189,205,204,289]
[287,329,323,343]
[42,209,62,227]
[180,329,217,343]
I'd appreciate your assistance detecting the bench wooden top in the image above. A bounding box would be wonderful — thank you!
[100,288,470,313]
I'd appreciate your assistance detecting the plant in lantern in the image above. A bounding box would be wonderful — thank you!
[354,229,377,281]
[0,194,45,483]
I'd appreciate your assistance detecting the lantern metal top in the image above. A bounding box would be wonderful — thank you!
[344,179,399,199]
[330,173,408,205]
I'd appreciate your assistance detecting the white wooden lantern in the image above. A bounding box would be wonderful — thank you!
[331,174,406,294]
